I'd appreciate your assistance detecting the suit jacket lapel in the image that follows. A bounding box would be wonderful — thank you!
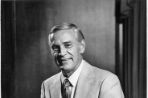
[74,61,94,98]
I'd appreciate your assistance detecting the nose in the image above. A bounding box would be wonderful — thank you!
[59,47,66,56]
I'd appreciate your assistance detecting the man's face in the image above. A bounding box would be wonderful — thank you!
[50,29,85,75]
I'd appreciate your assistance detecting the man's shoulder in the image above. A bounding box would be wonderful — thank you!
[92,65,114,76]
[43,72,61,85]
[84,60,118,81]
[93,65,117,80]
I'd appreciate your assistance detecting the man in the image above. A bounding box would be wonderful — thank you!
[41,23,124,98]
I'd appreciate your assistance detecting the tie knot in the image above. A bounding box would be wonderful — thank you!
[62,79,72,98]
[63,79,71,87]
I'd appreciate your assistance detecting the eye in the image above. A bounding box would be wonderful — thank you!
[52,45,59,52]
[64,43,72,48]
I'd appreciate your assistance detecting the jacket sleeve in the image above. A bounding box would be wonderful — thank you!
[100,74,124,98]
[40,81,51,98]
[41,82,46,98]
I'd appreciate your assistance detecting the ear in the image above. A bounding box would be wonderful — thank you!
[79,40,86,54]
[49,43,55,56]
[50,48,54,56]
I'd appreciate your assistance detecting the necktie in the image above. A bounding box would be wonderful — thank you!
[62,79,72,98]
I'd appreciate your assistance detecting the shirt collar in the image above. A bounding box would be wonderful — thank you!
[60,59,84,87]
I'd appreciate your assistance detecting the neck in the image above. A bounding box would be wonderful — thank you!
[62,71,73,78]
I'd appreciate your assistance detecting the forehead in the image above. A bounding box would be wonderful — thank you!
[52,29,78,43]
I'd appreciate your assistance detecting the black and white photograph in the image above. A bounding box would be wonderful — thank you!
[1,0,146,98]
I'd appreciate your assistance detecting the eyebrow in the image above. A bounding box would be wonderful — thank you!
[63,41,72,44]
[52,41,72,46]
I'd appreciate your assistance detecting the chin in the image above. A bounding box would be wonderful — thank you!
[58,64,68,69]
[61,65,72,71]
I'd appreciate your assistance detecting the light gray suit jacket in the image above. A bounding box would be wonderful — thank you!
[41,60,124,98]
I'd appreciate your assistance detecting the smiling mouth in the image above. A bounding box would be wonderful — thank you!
[56,56,73,66]
[59,58,73,63]
[61,58,70,61]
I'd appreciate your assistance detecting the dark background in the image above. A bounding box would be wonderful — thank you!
[1,0,146,98]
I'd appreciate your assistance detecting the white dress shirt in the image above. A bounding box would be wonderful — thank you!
[60,60,84,98]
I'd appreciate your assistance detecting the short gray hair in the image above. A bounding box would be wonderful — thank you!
[48,23,85,45]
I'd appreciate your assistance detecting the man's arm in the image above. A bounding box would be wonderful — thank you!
[100,74,124,98]
[41,82,45,98]
[40,82,50,98]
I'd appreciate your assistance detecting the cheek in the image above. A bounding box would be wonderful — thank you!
[53,55,57,61]
[71,50,81,60]
[53,54,59,61]
[67,49,78,56]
